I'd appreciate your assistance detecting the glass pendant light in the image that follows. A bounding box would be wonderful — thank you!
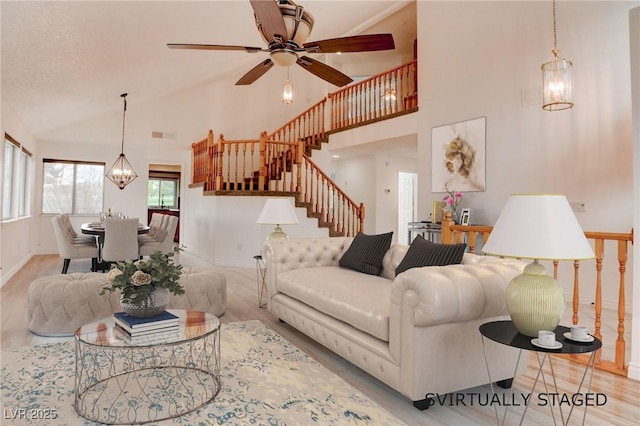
[541,0,574,111]
[282,68,293,104]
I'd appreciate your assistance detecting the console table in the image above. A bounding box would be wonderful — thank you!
[407,221,441,243]
[479,320,602,426]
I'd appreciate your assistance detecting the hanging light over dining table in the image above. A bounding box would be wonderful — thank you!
[106,93,138,189]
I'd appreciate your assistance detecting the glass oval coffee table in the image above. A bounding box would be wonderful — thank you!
[74,309,220,424]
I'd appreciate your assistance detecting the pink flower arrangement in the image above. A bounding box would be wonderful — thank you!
[442,185,463,220]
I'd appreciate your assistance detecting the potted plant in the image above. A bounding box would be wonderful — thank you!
[100,249,185,318]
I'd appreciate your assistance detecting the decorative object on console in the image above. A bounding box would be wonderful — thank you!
[395,235,466,275]
[482,194,594,337]
[541,0,574,111]
[257,198,299,240]
[338,231,393,276]
[100,250,185,318]
[432,116,486,192]
[460,208,471,226]
[442,183,463,223]
[105,93,138,190]
[431,200,446,223]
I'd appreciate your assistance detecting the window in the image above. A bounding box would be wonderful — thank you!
[147,177,179,209]
[42,159,105,214]
[2,134,32,220]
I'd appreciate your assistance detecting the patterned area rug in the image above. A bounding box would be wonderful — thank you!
[1,320,403,425]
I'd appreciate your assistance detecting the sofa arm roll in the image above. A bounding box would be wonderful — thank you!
[390,262,525,327]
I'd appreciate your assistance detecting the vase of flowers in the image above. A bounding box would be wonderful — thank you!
[442,184,463,223]
[100,250,185,318]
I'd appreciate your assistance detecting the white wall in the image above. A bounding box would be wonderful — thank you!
[628,5,640,381]
[419,1,635,232]
[374,153,418,239]
[183,192,328,267]
[1,102,38,284]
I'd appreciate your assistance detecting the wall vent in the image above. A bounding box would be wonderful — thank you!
[151,131,176,139]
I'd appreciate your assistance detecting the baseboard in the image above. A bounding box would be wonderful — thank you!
[628,361,640,381]
[1,253,32,287]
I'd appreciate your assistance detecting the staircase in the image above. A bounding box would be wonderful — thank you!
[190,60,417,237]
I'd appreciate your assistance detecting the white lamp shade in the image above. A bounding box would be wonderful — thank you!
[482,194,594,261]
[257,199,299,225]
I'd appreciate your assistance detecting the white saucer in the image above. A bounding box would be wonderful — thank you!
[531,338,563,350]
[563,332,594,343]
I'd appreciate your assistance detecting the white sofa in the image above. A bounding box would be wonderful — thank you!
[263,236,529,408]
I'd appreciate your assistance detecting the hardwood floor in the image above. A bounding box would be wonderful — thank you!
[2,253,638,425]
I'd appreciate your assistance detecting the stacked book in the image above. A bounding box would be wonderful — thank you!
[113,310,179,340]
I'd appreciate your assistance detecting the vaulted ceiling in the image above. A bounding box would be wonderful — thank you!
[1,0,416,142]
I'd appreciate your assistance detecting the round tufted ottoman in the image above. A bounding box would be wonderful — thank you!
[28,268,227,337]
[167,267,227,317]
[27,272,120,337]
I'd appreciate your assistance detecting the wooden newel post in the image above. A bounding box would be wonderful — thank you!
[207,129,214,189]
[441,211,454,244]
[358,203,365,233]
[215,134,224,191]
[258,131,267,191]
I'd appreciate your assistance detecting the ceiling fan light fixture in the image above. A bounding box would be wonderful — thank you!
[270,49,298,67]
[256,0,314,47]
[283,80,294,103]
[283,67,293,103]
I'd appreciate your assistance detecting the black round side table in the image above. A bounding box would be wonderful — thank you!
[479,320,602,426]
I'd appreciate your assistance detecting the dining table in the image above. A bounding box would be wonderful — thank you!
[81,221,150,268]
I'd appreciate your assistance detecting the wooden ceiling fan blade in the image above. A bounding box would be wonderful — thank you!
[167,43,263,52]
[235,59,275,85]
[250,0,288,43]
[304,34,395,53]
[297,56,352,87]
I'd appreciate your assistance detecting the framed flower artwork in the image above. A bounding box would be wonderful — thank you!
[431,117,486,192]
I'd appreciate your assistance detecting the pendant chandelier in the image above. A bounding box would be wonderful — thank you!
[541,0,573,111]
[282,68,293,104]
[106,93,138,189]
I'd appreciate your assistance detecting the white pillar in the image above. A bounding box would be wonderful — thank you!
[628,6,640,382]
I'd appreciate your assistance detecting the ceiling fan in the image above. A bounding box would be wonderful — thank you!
[167,0,395,87]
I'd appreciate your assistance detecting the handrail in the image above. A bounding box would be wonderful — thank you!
[268,98,327,154]
[440,212,634,377]
[327,60,417,131]
[299,152,365,236]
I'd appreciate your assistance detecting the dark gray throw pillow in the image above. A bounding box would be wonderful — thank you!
[395,235,466,275]
[339,232,393,276]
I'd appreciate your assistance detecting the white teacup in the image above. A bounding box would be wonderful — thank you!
[538,330,556,347]
[570,325,589,340]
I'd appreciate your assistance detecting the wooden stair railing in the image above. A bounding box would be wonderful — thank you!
[211,134,263,192]
[328,60,417,131]
[190,129,214,189]
[441,212,634,377]
[268,98,327,156]
[190,132,364,236]
[295,148,364,237]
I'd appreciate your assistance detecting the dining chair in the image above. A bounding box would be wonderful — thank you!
[138,212,165,244]
[139,215,179,257]
[59,213,97,245]
[51,215,99,273]
[102,218,140,263]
